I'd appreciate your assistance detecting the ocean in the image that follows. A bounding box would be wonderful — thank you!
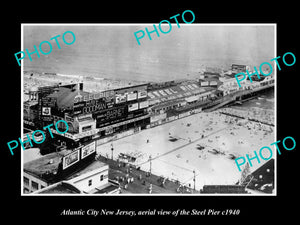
[23,25,275,83]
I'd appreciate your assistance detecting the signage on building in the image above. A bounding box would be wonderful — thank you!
[210,81,218,86]
[63,149,80,170]
[74,90,115,103]
[96,106,127,124]
[150,113,167,123]
[41,97,56,107]
[127,92,137,101]
[65,114,74,122]
[232,64,246,72]
[139,101,149,109]
[73,97,114,115]
[115,93,127,104]
[24,120,35,126]
[128,103,139,112]
[201,81,209,86]
[42,107,51,116]
[81,142,96,159]
[97,114,150,132]
[137,90,147,99]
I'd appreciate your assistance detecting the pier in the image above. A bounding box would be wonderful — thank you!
[205,83,274,112]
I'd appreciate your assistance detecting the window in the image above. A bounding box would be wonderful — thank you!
[88,179,92,186]
[24,177,29,187]
[100,175,104,181]
[31,181,39,191]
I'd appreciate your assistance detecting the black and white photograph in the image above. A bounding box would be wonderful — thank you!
[2,5,298,223]
[21,24,276,195]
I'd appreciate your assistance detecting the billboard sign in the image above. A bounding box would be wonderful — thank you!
[139,101,149,109]
[96,106,127,126]
[74,90,115,103]
[62,149,80,170]
[127,92,137,101]
[128,103,139,112]
[115,93,127,104]
[210,81,218,86]
[73,97,114,115]
[42,107,51,116]
[81,142,96,159]
[201,81,209,86]
[137,90,147,99]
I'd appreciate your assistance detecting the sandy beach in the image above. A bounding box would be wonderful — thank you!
[96,110,274,191]
[23,71,145,100]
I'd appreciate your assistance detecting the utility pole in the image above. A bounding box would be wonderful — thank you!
[193,170,196,191]
[111,142,114,160]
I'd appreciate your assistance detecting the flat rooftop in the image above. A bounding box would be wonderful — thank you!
[65,160,108,180]
[37,182,81,194]
[24,149,72,177]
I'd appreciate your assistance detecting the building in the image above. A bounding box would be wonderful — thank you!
[198,77,223,88]
[146,80,221,127]
[23,140,120,194]
[23,141,96,193]
[30,83,150,150]
[231,64,247,74]
[32,161,120,194]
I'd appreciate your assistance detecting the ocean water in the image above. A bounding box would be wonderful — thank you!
[23,25,275,82]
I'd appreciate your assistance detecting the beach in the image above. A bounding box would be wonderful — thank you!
[96,109,274,191]
[23,71,145,101]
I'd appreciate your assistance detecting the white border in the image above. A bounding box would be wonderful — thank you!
[21,23,277,196]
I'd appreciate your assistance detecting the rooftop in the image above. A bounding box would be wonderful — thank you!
[65,160,108,181]
[47,87,89,110]
[24,149,72,178]
[148,81,214,104]
[36,182,81,194]
[94,182,119,194]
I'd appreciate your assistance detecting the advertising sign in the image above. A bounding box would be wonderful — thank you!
[42,107,51,116]
[74,98,112,115]
[137,90,147,99]
[74,90,115,103]
[81,142,96,159]
[96,106,127,126]
[127,92,137,101]
[128,103,139,112]
[139,101,149,109]
[164,89,173,95]
[115,93,127,104]
[201,81,209,86]
[210,81,218,86]
[63,149,80,170]
[65,115,74,122]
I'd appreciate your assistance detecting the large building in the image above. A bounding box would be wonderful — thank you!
[23,140,120,194]
[30,83,150,149]
[146,80,223,127]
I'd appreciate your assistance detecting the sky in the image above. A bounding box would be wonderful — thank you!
[23,24,275,82]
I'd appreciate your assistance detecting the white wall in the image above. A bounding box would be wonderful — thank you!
[70,166,109,193]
